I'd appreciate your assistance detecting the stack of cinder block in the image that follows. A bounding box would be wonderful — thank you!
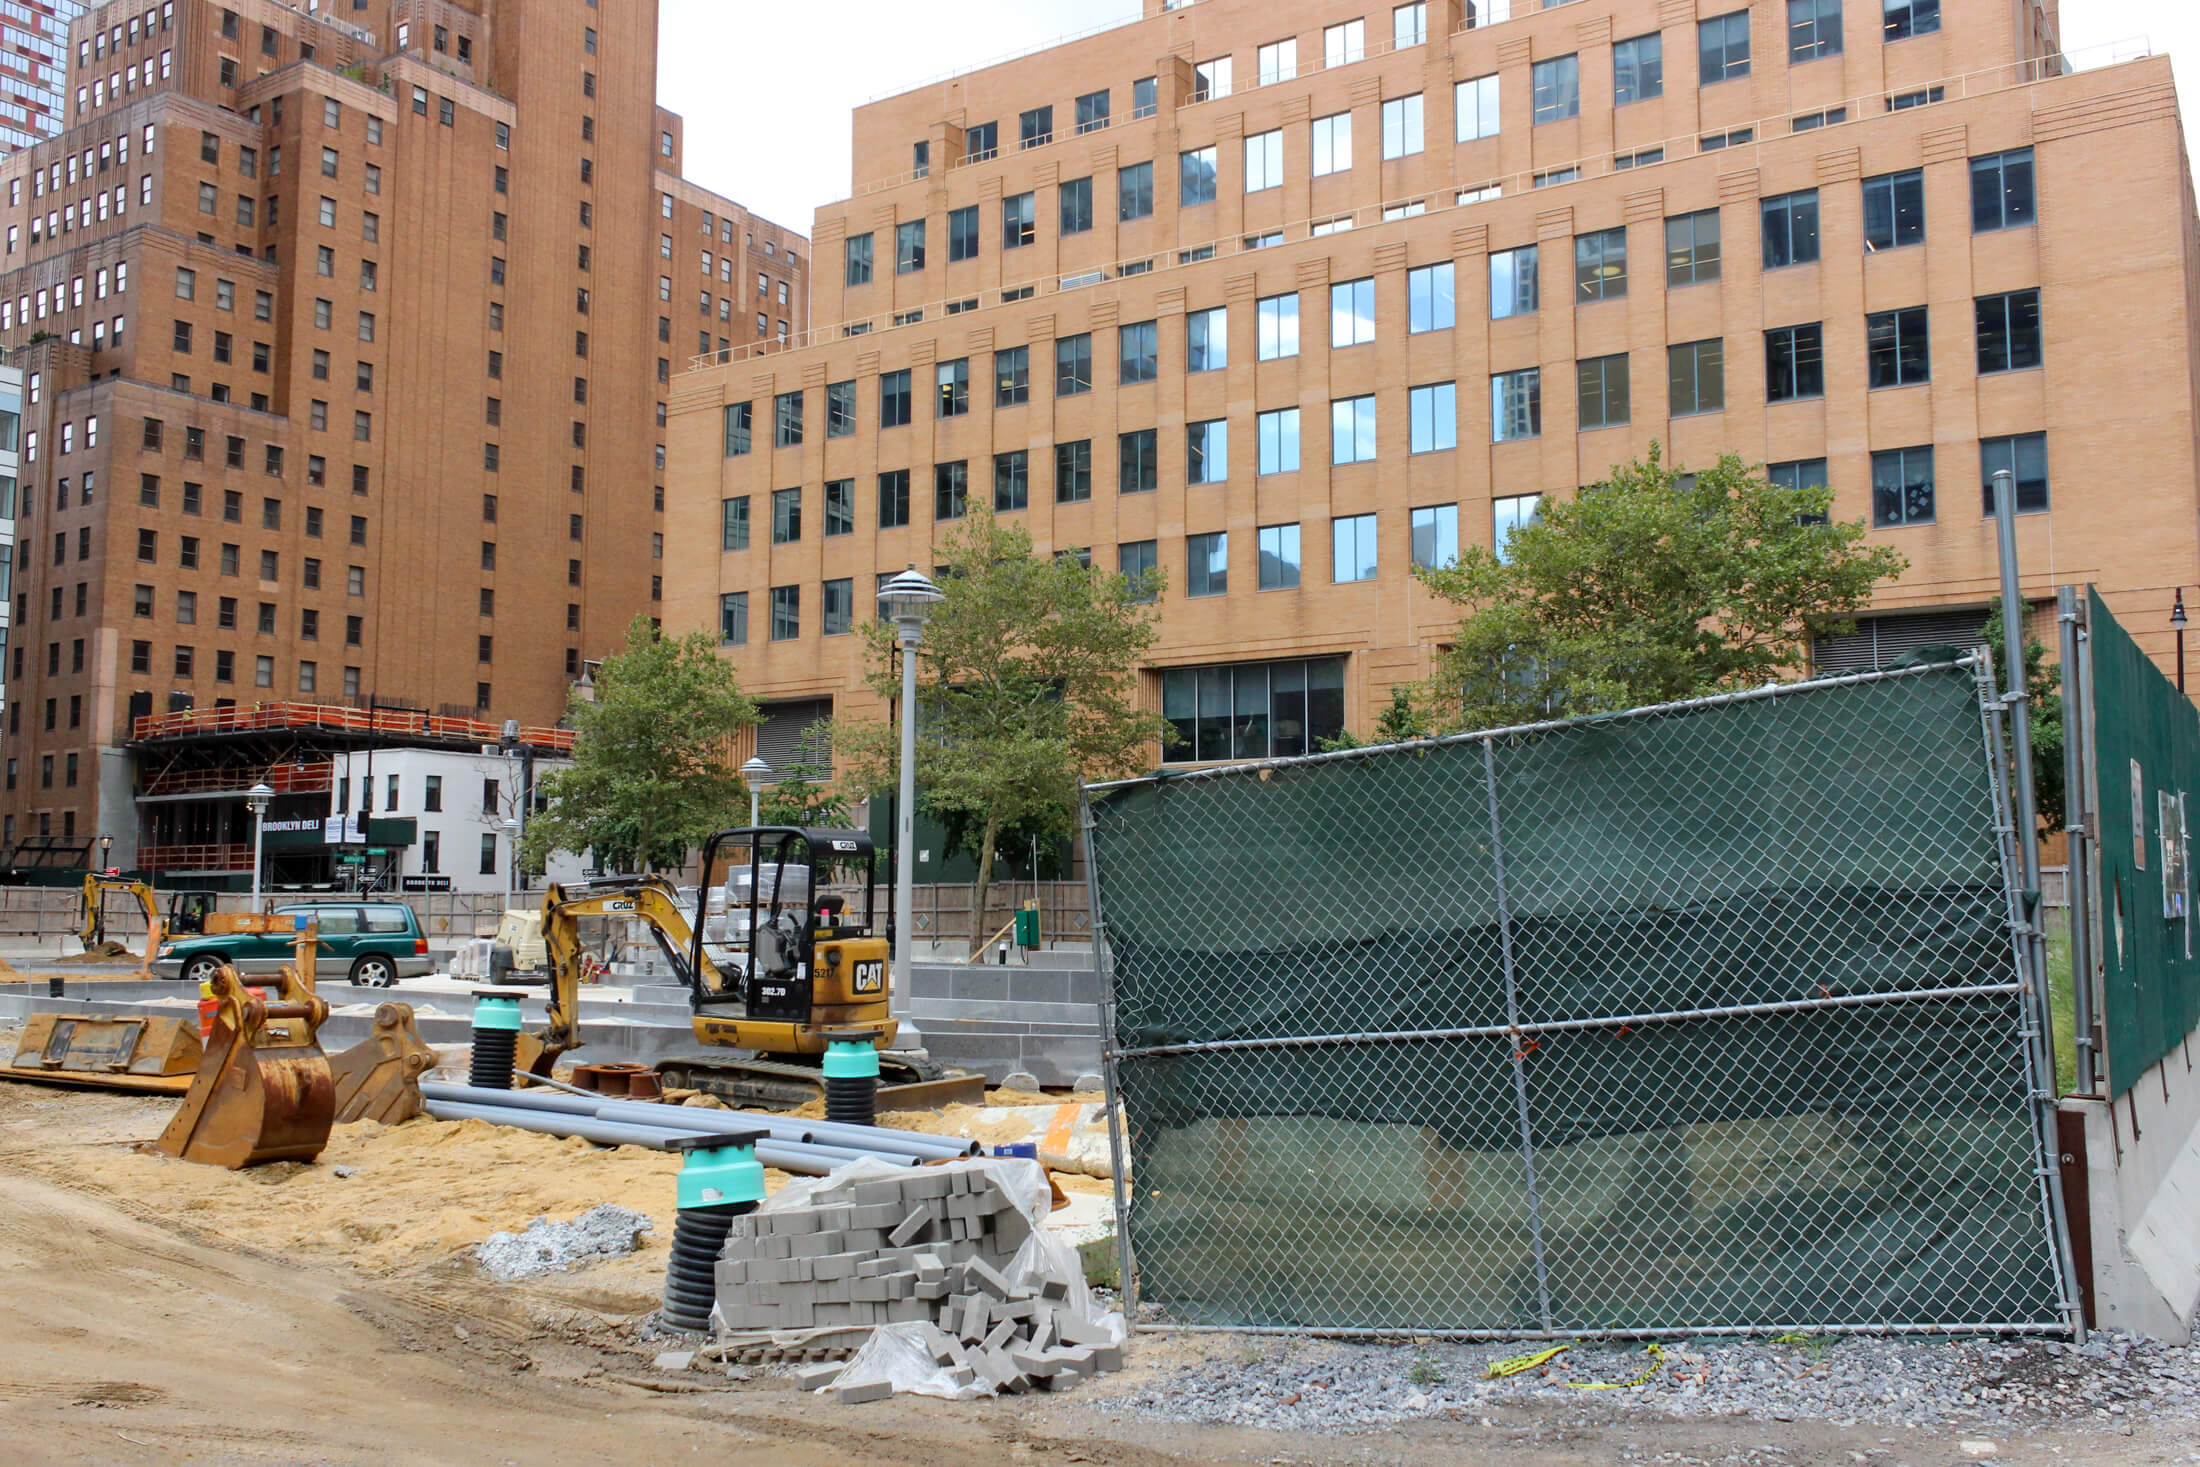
[714,1165,1123,1400]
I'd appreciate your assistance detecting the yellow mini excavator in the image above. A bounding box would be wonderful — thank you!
[523,826,967,1108]
[78,874,164,969]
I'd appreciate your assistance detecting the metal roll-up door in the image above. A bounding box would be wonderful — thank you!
[753,698,834,778]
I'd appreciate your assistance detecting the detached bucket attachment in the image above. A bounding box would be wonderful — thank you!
[328,1002,437,1123]
[3,1013,204,1094]
[156,964,336,1169]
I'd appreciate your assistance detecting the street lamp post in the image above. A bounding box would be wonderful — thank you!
[503,816,523,903]
[741,756,773,830]
[876,566,944,1048]
[246,782,276,913]
[98,834,113,874]
[2173,589,2188,695]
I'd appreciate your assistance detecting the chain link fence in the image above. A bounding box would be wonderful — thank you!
[1086,660,2075,1337]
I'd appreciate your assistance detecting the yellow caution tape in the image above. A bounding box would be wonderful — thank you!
[1484,1344,1570,1378]
[1568,1342,1665,1390]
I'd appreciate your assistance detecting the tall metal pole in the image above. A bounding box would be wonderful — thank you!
[251,810,266,913]
[1993,468,2052,1084]
[893,632,921,1046]
[2057,587,2098,1095]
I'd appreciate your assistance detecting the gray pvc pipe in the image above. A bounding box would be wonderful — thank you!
[424,1081,979,1161]
[421,1100,907,1174]
[424,1081,599,1116]
[421,1094,895,1169]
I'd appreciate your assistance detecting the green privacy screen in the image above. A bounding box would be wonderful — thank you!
[2086,588,2200,1097]
[1088,662,2069,1336]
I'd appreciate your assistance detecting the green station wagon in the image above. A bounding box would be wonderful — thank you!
[152,902,432,988]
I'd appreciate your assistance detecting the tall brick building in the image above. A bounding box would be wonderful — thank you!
[667,0,2200,772]
[0,0,806,876]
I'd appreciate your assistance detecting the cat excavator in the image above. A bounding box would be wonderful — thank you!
[521,826,973,1109]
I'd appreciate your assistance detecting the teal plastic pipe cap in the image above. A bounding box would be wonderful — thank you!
[821,1039,882,1080]
[674,1136,768,1209]
[470,991,525,1032]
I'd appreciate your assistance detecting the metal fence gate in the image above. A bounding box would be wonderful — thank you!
[1085,660,2078,1337]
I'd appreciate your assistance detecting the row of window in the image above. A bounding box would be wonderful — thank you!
[128,584,363,645]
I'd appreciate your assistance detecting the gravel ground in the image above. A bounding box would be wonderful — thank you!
[1107,1329,2200,1444]
[474,1203,655,1281]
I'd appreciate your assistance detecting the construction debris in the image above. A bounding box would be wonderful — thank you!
[475,1203,655,1281]
[712,1156,1125,1401]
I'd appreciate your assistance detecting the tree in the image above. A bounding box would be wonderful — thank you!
[1979,597,2066,832]
[837,510,1166,949]
[1416,447,1909,729]
[521,615,759,874]
[756,719,850,828]
[1317,686,1434,752]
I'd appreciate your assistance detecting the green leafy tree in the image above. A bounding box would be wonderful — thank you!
[756,719,850,828]
[1416,447,1909,729]
[521,615,759,874]
[838,510,1166,949]
[1317,686,1434,752]
[1979,597,2066,832]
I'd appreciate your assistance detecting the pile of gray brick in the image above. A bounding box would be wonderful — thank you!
[713,1164,1124,1400]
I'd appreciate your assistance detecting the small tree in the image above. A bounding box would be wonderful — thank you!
[1980,597,2066,833]
[838,510,1165,949]
[1417,447,1909,729]
[756,719,850,828]
[521,615,758,874]
[1317,686,1434,752]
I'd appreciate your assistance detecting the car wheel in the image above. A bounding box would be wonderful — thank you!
[181,955,227,986]
[349,955,397,988]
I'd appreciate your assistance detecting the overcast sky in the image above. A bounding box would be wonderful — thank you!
[659,1,2200,237]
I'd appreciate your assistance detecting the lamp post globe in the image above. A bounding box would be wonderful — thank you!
[741,756,773,830]
[874,566,944,1047]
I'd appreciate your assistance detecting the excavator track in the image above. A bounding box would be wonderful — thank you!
[651,1050,954,1111]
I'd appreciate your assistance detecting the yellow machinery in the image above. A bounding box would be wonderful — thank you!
[524,827,968,1108]
[3,1013,203,1093]
[328,1001,436,1122]
[156,963,336,1168]
[78,875,164,969]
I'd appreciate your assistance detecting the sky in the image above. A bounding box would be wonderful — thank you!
[660,0,2200,238]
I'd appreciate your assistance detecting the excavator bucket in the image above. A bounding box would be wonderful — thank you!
[327,1002,437,1123]
[156,964,336,1169]
[2,1013,204,1095]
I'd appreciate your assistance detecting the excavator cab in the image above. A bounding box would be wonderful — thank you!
[691,826,892,1038]
[166,890,219,937]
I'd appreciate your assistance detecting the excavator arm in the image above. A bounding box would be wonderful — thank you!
[79,876,164,964]
[527,877,726,1075]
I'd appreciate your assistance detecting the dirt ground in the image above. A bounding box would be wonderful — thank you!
[1,1062,2194,1467]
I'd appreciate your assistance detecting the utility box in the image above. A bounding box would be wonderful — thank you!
[1014,905,1040,949]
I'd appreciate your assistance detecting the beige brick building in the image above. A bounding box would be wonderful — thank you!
[668,0,2195,770]
[0,0,806,877]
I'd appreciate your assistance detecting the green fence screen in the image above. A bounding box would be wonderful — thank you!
[1089,662,2071,1336]
[2085,588,2200,1097]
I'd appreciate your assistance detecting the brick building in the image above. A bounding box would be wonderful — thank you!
[666,0,2200,771]
[0,2,86,152]
[0,0,807,877]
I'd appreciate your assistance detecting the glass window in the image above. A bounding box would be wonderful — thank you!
[771,487,801,544]
[1981,432,2049,516]
[1409,383,1456,454]
[1186,531,1227,597]
[933,460,968,520]
[1120,321,1159,383]
[1180,146,1217,207]
[722,401,751,455]
[1192,56,1231,101]
[1976,289,2043,374]
[1971,149,2036,233]
[948,205,980,261]
[1381,95,1423,159]
[1666,210,1721,286]
[1493,494,1541,562]
[1311,112,1351,176]
[1056,334,1093,395]
[1766,322,1826,401]
[1490,245,1538,319]
[1574,228,1627,302]
[1120,430,1159,493]
[1258,293,1300,359]
[1410,505,1459,571]
[721,495,749,550]
[1332,514,1377,583]
[827,380,857,436]
[824,479,855,536]
[1118,160,1154,220]
[1258,408,1300,475]
[1186,307,1227,373]
[1162,657,1343,762]
[1054,440,1093,502]
[1577,354,1631,429]
[936,358,970,416]
[878,469,911,529]
[1456,75,1500,142]
[1871,446,1935,526]
[964,121,998,161]
[1245,130,1283,192]
[1060,176,1094,234]
[1324,19,1366,67]
[1259,38,1297,86]
[1699,11,1752,82]
[993,450,1028,511]
[774,390,803,445]
[1119,540,1158,600]
[1885,0,1941,40]
[1762,191,1821,268]
[1492,369,1542,441]
[1394,2,1427,48]
[719,592,747,644]
[1532,55,1580,123]
[1407,263,1455,333]
[1258,524,1301,590]
[895,219,925,273]
[1001,191,1035,249]
[1862,169,1925,251]
[880,369,913,427]
[1187,420,1229,484]
[995,346,1030,406]
[769,585,800,640]
[1076,89,1111,133]
[1669,339,1726,415]
[1768,458,1831,522]
[1789,0,1843,61]
[1332,396,1377,464]
[1866,306,1930,387]
[1614,34,1663,105]
[845,232,873,286]
[1331,277,1376,346]
[818,579,852,636]
[1020,105,1053,149]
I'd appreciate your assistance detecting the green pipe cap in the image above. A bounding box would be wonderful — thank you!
[672,1132,768,1209]
[470,990,525,1032]
[821,1039,881,1080]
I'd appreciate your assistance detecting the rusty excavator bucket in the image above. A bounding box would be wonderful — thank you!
[156,964,336,1169]
[327,1002,437,1123]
